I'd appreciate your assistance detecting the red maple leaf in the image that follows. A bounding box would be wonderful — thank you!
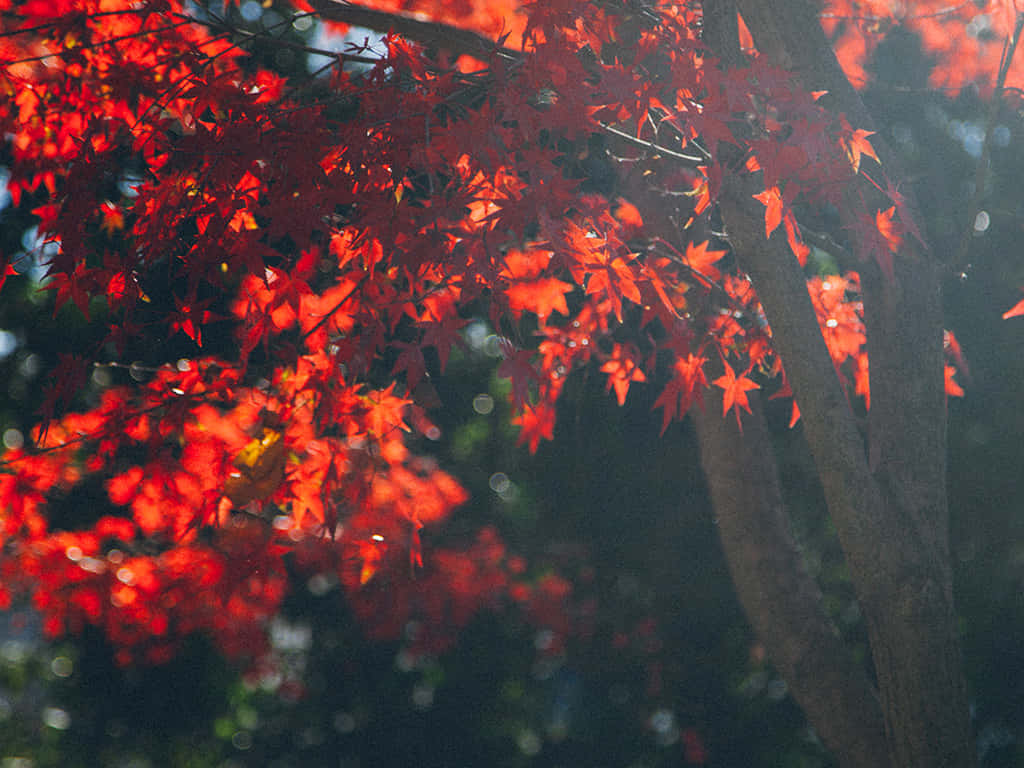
[753,186,785,239]
[418,309,470,373]
[599,343,646,406]
[712,362,760,428]
[511,401,557,454]
[684,240,727,282]
[652,354,707,435]
[497,340,542,411]
[505,277,574,322]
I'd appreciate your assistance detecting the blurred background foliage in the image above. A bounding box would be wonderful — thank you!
[1,5,1024,767]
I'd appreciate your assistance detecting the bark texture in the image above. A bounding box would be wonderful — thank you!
[708,2,974,764]
[692,388,889,768]
[718,173,971,766]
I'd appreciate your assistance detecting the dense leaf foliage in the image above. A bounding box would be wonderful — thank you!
[0,0,1002,679]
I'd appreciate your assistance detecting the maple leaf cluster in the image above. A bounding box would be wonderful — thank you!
[0,0,971,665]
[822,0,1024,94]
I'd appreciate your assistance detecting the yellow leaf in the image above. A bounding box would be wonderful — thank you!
[224,428,286,506]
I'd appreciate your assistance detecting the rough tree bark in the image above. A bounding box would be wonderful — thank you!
[692,387,890,768]
[703,1,975,765]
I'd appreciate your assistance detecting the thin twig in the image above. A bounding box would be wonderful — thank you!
[0,8,151,39]
[598,121,705,164]
[819,2,974,23]
[173,11,382,65]
[302,273,369,341]
[2,19,194,65]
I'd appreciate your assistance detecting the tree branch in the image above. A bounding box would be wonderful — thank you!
[175,11,384,66]
[308,0,520,61]
[716,167,894,618]
[598,120,705,163]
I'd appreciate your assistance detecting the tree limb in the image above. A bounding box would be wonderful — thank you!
[717,166,894,628]
[308,0,520,60]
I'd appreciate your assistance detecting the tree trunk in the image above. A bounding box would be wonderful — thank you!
[692,386,890,768]
[702,2,975,764]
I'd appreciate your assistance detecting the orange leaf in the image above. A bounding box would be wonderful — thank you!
[505,277,573,321]
[842,126,879,174]
[599,343,646,406]
[1003,293,1024,320]
[753,186,784,239]
[613,198,644,233]
[712,362,760,428]
[511,401,556,454]
[945,365,964,398]
[684,240,727,282]
[875,206,902,253]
